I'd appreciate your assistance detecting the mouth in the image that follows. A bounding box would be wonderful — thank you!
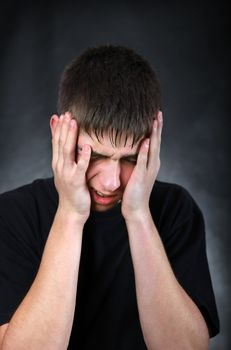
[90,187,119,206]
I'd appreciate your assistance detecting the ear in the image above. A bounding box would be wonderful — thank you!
[50,114,59,137]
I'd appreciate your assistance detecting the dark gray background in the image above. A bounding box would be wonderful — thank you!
[0,0,229,348]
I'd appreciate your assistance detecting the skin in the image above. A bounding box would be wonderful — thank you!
[49,110,162,218]
[49,112,209,349]
[0,110,209,349]
[77,130,140,213]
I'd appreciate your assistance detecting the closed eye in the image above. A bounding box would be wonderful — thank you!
[88,150,138,164]
[90,154,107,161]
[121,157,137,164]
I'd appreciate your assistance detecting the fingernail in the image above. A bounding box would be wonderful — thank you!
[70,119,76,128]
[65,112,72,120]
[65,114,71,121]
[153,120,158,130]
[145,139,150,148]
[159,112,163,122]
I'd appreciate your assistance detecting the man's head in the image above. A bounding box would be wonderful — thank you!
[58,45,161,147]
[53,45,161,211]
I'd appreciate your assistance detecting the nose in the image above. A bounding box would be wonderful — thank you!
[99,160,121,192]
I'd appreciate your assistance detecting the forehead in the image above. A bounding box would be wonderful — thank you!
[78,130,142,155]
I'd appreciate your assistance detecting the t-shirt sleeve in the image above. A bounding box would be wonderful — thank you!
[0,189,41,325]
[159,186,220,338]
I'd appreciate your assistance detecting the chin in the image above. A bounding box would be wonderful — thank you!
[92,202,118,212]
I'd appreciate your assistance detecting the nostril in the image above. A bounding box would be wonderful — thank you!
[100,162,121,191]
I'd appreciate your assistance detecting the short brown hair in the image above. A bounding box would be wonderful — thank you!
[58,45,161,146]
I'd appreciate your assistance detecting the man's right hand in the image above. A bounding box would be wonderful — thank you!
[1,112,90,350]
[50,112,91,225]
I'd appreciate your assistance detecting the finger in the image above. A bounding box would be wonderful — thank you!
[50,114,59,138]
[75,144,92,178]
[148,115,162,168]
[58,113,72,160]
[157,111,163,141]
[51,114,64,168]
[63,118,78,167]
[136,139,149,173]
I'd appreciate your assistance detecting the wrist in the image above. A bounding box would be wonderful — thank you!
[123,206,151,224]
[56,205,87,229]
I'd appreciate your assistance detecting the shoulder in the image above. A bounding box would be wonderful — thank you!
[150,180,204,238]
[0,178,58,235]
[151,179,199,214]
[0,177,57,208]
[152,179,194,202]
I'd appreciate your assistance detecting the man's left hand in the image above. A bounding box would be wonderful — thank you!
[121,111,163,220]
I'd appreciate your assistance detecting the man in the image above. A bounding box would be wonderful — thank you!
[0,45,219,349]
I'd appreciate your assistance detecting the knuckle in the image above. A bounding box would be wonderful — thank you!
[52,135,59,144]
[56,161,63,174]
[51,160,57,171]
[140,153,147,163]
[77,159,87,171]
[59,135,64,144]
[63,144,70,156]
[62,165,72,177]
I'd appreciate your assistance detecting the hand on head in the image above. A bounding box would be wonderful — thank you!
[50,112,92,224]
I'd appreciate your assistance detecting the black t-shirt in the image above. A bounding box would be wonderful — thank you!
[0,178,220,348]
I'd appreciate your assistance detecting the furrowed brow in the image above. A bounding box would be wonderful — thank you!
[91,150,138,160]
[122,154,138,160]
[91,151,112,158]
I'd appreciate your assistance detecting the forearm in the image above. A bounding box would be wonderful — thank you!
[2,208,84,350]
[126,212,209,350]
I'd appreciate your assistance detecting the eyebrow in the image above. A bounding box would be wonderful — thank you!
[90,150,139,160]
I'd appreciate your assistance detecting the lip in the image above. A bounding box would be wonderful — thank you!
[90,188,118,206]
